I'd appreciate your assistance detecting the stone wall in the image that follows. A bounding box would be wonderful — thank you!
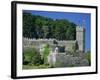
[23,38,76,52]
[48,53,89,67]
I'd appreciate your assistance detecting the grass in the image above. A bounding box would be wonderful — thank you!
[23,64,50,69]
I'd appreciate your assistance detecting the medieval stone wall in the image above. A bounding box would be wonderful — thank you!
[23,38,76,52]
[48,53,89,67]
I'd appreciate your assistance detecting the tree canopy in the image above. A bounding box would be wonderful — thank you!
[23,12,76,40]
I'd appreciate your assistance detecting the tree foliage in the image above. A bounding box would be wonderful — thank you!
[23,12,76,40]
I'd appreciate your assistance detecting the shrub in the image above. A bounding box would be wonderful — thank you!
[85,51,91,66]
[42,44,51,64]
[23,47,42,65]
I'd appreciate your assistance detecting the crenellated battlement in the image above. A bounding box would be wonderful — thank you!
[76,26,85,32]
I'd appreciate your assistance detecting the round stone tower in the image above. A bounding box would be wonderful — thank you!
[76,26,85,52]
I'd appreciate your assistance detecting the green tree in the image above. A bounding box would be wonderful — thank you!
[23,12,76,40]
[23,12,36,38]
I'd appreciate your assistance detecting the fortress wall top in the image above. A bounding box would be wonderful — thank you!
[23,37,76,46]
[76,26,85,32]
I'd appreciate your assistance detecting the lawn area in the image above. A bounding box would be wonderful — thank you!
[23,64,50,69]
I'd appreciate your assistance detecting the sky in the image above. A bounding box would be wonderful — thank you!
[23,10,91,52]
